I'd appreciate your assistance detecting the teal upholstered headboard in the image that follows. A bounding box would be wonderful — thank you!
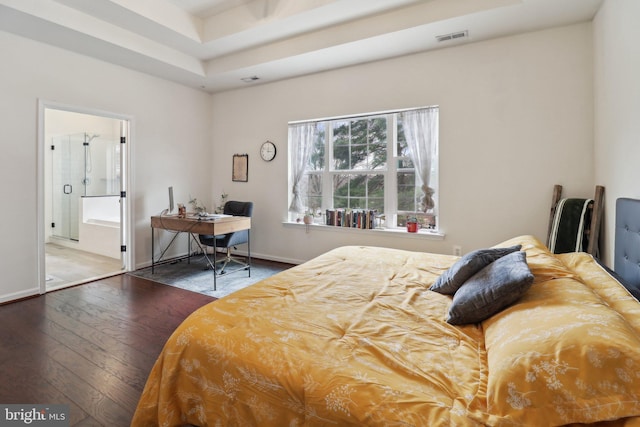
[614,198,640,298]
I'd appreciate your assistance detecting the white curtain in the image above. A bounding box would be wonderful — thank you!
[401,108,438,212]
[288,122,317,213]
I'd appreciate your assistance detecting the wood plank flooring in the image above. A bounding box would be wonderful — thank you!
[46,242,123,290]
[0,274,215,426]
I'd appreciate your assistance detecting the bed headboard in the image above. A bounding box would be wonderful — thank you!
[614,198,640,290]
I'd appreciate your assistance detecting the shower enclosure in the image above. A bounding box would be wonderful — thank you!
[51,132,121,241]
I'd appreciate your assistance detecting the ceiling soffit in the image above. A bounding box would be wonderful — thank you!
[0,0,603,92]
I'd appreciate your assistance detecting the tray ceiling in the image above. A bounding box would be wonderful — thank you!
[0,0,603,93]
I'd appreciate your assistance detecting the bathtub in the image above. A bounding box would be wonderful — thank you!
[78,195,121,259]
[84,218,120,228]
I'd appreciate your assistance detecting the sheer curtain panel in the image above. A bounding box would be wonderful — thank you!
[401,108,438,212]
[288,122,317,213]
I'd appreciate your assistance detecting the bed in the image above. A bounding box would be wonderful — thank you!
[132,217,640,426]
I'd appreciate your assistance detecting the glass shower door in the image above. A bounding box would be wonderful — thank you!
[51,133,84,241]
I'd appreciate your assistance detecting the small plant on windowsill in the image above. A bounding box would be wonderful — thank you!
[303,211,314,225]
[296,209,322,225]
[406,216,420,233]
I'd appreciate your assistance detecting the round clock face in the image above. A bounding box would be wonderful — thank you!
[260,141,277,161]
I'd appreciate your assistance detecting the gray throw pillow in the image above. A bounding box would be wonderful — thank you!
[446,251,534,325]
[430,245,522,295]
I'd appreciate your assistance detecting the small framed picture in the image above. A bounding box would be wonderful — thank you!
[232,154,248,182]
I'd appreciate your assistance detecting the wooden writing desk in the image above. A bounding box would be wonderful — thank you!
[150,214,251,290]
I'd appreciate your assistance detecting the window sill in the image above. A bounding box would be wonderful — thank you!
[282,221,445,240]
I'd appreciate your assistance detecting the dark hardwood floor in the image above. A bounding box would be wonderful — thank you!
[0,274,215,426]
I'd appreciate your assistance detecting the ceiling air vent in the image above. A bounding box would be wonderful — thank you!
[436,30,468,43]
[241,76,260,83]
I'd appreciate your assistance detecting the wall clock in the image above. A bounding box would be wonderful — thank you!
[260,140,277,162]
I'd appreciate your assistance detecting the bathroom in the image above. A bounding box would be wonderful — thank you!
[44,108,125,289]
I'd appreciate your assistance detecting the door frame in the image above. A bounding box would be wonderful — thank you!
[37,99,134,294]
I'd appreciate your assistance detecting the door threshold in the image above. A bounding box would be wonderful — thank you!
[46,271,125,292]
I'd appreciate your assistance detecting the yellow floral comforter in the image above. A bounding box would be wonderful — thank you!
[132,235,640,426]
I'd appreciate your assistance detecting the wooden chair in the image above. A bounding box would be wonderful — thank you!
[546,184,604,257]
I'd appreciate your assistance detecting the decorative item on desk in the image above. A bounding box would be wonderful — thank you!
[407,217,419,233]
[188,196,207,215]
[214,192,228,214]
[177,203,186,218]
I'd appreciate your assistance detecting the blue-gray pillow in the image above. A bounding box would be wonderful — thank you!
[446,251,534,325]
[430,245,522,295]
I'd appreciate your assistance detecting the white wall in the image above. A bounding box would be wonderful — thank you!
[0,30,212,303]
[211,23,595,264]
[593,0,640,267]
[0,19,603,303]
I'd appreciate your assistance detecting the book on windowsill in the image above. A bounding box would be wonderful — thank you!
[325,209,377,229]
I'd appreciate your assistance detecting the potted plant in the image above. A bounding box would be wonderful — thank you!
[188,196,207,215]
[303,211,314,225]
[214,192,228,214]
[406,216,419,233]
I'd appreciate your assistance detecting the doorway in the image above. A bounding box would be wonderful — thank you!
[38,102,132,292]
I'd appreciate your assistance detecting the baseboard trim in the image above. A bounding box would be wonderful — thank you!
[0,287,40,306]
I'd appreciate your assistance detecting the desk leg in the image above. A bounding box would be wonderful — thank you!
[247,230,251,278]
[213,235,217,291]
[151,226,155,274]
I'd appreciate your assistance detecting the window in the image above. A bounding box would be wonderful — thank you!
[289,106,438,230]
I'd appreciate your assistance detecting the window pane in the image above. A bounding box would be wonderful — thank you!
[350,197,366,209]
[370,142,387,170]
[306,173,322,211]
[368,174,384,212]
[308,123,325,171]
[333,173,349,208]
[332,174,385,210]
[396,115,410,157]
[333,145,349,170]
[369,118,387,170]
[350,120,368,170]
[368,118,386,144]
[332,118,388,171]
[397,158,414,169]
[397,172,416,211]
[333,121,350,145]
[351,144,368,170]
[350,174,366,197]
[351,119,367,145]
[368,174,384,197]
[332,121,350,170]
